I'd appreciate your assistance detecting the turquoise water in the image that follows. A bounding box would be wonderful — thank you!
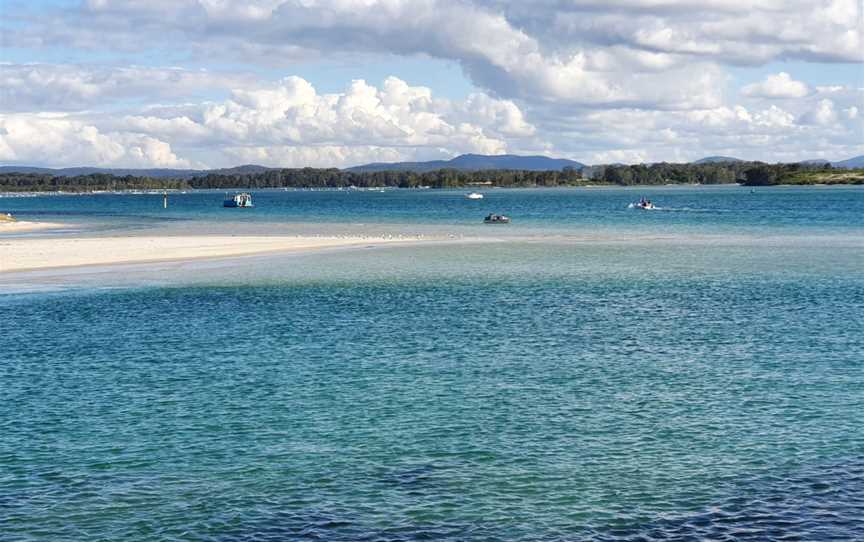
[2,187,863,540]
[3,185,863,235]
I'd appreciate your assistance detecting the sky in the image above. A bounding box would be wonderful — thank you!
[0,0,862,169]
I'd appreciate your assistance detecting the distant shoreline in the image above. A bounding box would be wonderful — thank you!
[2,162,862,194]
[5,182,864,197]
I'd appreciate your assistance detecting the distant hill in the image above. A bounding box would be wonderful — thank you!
[3,154,860,179]
[690,155,864,169]
[0,166,200,178]
[210,164,274,176]
[799,159,831,165]
[0,164,274,179]
[693,156,743,164]
[347,154,586,173]
[831,155,864,169]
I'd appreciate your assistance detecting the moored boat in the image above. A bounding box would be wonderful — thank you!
[484,213,511,224]
[466,192,484,199]
[224,192,254,208]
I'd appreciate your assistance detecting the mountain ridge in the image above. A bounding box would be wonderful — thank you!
[693,156,743,164]
[691,155,864,169]
[346,153,587,173]
[0,164,274,179]
[2,154,862,177]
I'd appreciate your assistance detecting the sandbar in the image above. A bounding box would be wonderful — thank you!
[1,234,424,273]
[0,220,68,233]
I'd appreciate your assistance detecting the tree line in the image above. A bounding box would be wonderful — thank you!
[1,162,860,192]
[596,162,862,186]
[738,163,863,185]
[597,162,755,185]
[0,168,585,192]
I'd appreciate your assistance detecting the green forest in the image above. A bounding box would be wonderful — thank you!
[0,168,584,192]
[1,162,861,193]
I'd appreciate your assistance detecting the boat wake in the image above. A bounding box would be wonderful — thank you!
[627,204,734,213]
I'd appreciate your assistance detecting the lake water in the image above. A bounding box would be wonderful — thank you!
[2,186,863,540]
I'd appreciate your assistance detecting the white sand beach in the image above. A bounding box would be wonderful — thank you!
[0,220,69,233]
[0,234,423,272]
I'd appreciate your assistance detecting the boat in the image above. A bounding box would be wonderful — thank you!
[629,198,656,210]
[223,192,253,208]
[484,213,511,224]
[466,192,484,200]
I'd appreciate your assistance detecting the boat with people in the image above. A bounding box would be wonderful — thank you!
[223,192,254,208]
[484,213,511,224]
[466,192,484,200]
[629,197,656,210]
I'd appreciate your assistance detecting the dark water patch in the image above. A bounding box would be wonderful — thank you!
[599,457,864,541]
[204,458,864,541]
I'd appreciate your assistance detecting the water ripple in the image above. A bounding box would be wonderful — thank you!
[2,259,862,541]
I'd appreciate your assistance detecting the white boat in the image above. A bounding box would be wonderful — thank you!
[224,192,253,208]
[466,192,484,200]
[484,213,511,224]
[629,198,656,210]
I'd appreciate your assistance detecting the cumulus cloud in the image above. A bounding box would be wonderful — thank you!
[10,0,860,111]
[800,99,839,125]
[2,1,863,166]
[539,94,864,165]
[2,70,862,167]
[112,76,536,165]
[742,72,811,99]
[0,63,253,112]
[0,75,539,168]
[223,145,415,169]
[0,114,194,168]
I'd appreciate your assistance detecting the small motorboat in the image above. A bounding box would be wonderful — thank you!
[484,213,511,224]
[629,198,656,210]
[466,192,484,200]
[224,192,254,208]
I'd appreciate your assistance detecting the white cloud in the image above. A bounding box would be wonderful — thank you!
[2,1,863,166]
[800,99,839,125]
[543,96,863,164]
[589,149,649,165]
[742,72,810,99]
[12,0,860,111]
[107,76,529,166]
[223,145,414,169]
[0,114,194,168]
[0,63,253,112]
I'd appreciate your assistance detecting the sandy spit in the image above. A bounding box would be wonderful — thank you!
[0,220,69,233]
[0,234,423,273]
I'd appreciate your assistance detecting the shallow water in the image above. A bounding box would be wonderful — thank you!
[3,185,863,237]
[1,187,863,540]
